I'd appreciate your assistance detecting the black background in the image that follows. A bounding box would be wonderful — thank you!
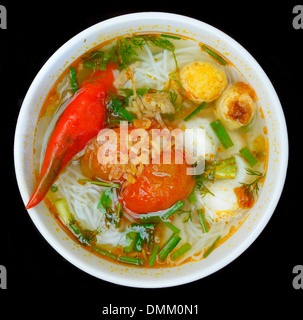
[0,0,302,317]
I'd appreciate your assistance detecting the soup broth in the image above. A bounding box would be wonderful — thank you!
[32,32,268,268]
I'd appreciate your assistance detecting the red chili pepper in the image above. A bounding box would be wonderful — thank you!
[26,64,116,209]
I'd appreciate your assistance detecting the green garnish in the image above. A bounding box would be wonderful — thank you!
[82,47,115,71]
[161,220,181,234]
[50,184,58,192]
[239,146,258,167]
[198,208,209,233]
[214,156,237,179]
[118,255,143,266]
[203,236,221,258]
[108,96,136,123]
[77,179,120,188]
[161,34,181,40]
[171,243,192,261]
[69,67,78,94]
[69,222,98,246]
[240,168,265,198]
[148,245,160,267]
[92,246,118,261]
[162,200,185,220]
[210,119,234,149]
[184,102,207,121]
[202,44,227,66]
[158,233,181,261]
[124,231,138,253]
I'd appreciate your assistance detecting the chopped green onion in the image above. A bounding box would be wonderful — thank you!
[123,231,138,253]
[162,200,185,220]
[70,67,78,93]
[214,156,237,179]
[203,236,221,258]
[188,190,197,203]
[50,184,58,192]
[202,45,227,66]
[116,203,123,222]
[118,255,143,266]
[139,214,161,224]
[198,208,209,233]
[171,243,192,261]
[161,34,181,40]
[77,179,120,188]
[55,198,72,225]
[158,233,181,261]
[184,102,207,121]
[109,98,136,123]
[210,119,234,149]
[92,246,118,261]
[161,220,181,234]
[97,187,113,213]
[148,245,160,267]
[239,146,258,167]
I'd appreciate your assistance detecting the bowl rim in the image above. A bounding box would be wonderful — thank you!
[14,11,289,288]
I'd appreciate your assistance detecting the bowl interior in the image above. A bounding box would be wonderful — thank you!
[14,12,288,288]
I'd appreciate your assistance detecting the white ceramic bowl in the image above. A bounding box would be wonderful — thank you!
[14,12,288,288]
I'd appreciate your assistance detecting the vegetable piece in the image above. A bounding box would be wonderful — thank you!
[54,198,72,225]
[197,208,209,233]
[239,168,265,199]
[92,246,118,261]
[77,179,120,188]
[50,184,58,192]
[214,156,237,179]
[171,243,192,261]
[188,190,197,203]
[161,220,181,234]
[184,102,207,121]
[97,188,113,213]
[201,45,227,66]
[69,223,97,245]
[124,231,138,253]
[120,151,195,214]
[26,64,116,209]
[108,97,136,123]
[210,119,234,149]
[203,236,221,258]
[148,245,160,267]
[239,146,258,167]
[140,214,162,224]
[70,67,78,93]
[158,233,181,261]
[161,34,181,40]
[118,255,143,266]
[162,200,185,220]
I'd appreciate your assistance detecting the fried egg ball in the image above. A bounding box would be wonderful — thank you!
[180,61,228,103]
[214,82,257,130]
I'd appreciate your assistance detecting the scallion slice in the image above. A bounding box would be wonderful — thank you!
[210,119,234,149]
[184,102,207,121]
[202,45,227,66]
[70,67,78,93]
[162,200,184,220]
[171,243,192,261]
[118,255,143,266]
[148,245,160,267]
[203,236,221,258]
[198,208,209,233]
[239,146,258,167]
[77,179,120,188]
[158,233,181,261]
[92,246,118,261]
